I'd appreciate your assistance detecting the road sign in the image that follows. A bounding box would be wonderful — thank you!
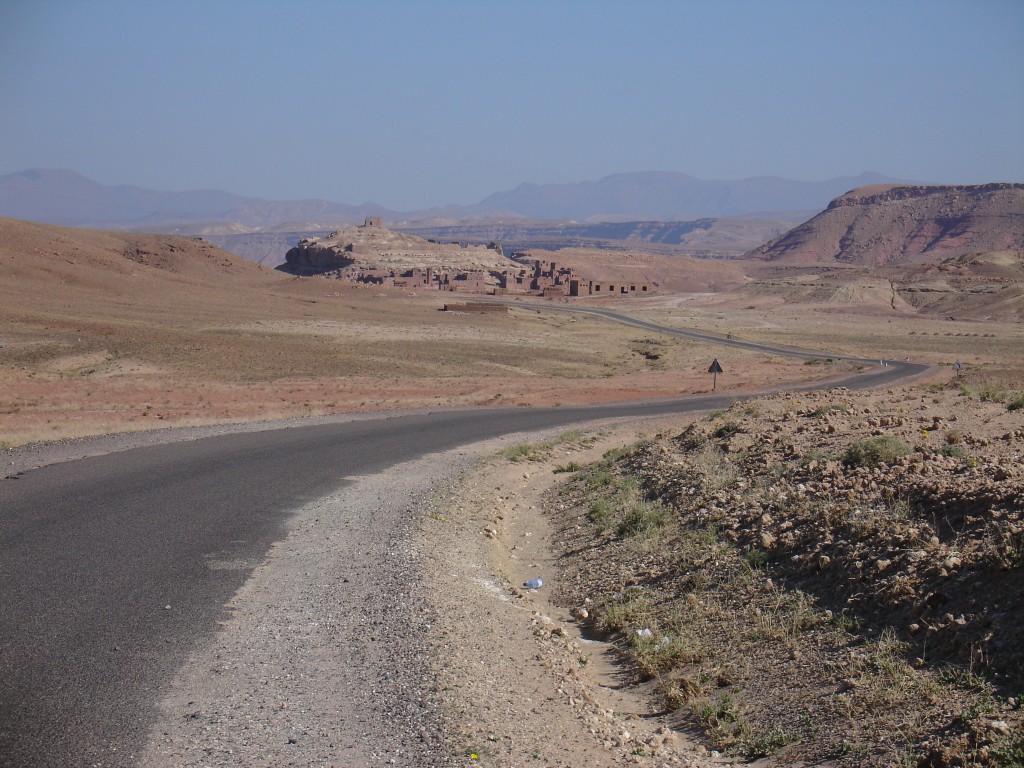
[708,358,723,390]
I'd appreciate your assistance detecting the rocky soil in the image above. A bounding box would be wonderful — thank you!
[546,381,1024,766]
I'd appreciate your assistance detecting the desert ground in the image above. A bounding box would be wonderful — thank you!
[3,220,1020,451]
[2,217,1023,766]
[0,220,898,451]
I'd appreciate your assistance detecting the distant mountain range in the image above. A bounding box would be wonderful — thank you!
[0,169,393,230]
[0,168,907,232]
[476,171,904,220]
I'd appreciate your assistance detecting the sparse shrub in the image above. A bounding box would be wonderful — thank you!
[744,547,768,569]
[553,461,581,473]
[661,678,701,711]
[602,445,629,462]
[744,728,797,758]
[991,728,1024,766]
[940,664,992,693]
[943,427,963,445]
[800,447,832,467]
[586,468,618,488]
[696,693,740,727]
[938,443,966,458]
[588,498,615,531]
[498,441,546,462]
[674,524,722,569]
[996,530,1024,569]
[498,430,593,463]
[632,631,703,677]
[713,421,741,439]
[1008,393,1024,412]
[601,438,648,462]
[811,403,849,417]
[693,445,738,490]
[979,382,1009,403]
[596,588,653,634]
[842,435,911,467]
[617,500,671,538]
[754,588,820,639]
[831,611,862,633]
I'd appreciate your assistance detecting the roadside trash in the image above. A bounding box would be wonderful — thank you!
[635,628,653,638]
[524,578,544,590]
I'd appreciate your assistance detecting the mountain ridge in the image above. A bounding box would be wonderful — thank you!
[1,168,909,232]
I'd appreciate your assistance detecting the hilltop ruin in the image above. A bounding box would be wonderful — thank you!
[278,218,651,297]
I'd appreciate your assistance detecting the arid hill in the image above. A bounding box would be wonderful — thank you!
[734,185,1024,322]
[751,183,1024,266]
[0,216,276,295]
[279,218,518,276]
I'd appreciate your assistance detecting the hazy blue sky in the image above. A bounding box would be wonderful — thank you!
[2,0,1021,209]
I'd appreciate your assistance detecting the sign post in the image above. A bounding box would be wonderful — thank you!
[708,358,724,391]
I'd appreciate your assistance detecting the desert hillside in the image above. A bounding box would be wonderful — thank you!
[2,217,843,448]
[279,219,518,276]
[546,383,1024,766]
[0,216,275,289]
[751,184,1024,266]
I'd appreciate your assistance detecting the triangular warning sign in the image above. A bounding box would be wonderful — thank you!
[708,359,724,374]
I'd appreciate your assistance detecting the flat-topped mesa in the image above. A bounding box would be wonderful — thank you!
[751,183,1024,266]
[827,182,1024,210]
[279,217,518,277]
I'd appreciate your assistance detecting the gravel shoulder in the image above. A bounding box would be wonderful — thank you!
[138,437,477,767]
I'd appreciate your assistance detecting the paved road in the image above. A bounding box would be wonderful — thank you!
[0,310,927,767]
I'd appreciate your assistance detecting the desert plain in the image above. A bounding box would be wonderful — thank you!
[2,217,1020,450]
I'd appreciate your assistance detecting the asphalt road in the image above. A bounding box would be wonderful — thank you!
[0,310,928,767]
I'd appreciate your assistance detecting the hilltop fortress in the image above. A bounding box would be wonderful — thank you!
[279,218,651,297]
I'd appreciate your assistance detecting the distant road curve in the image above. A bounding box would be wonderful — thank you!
[0,309,929,767]
[491,298,916,368]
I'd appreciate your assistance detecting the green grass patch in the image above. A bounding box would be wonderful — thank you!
[617,499,671,538]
